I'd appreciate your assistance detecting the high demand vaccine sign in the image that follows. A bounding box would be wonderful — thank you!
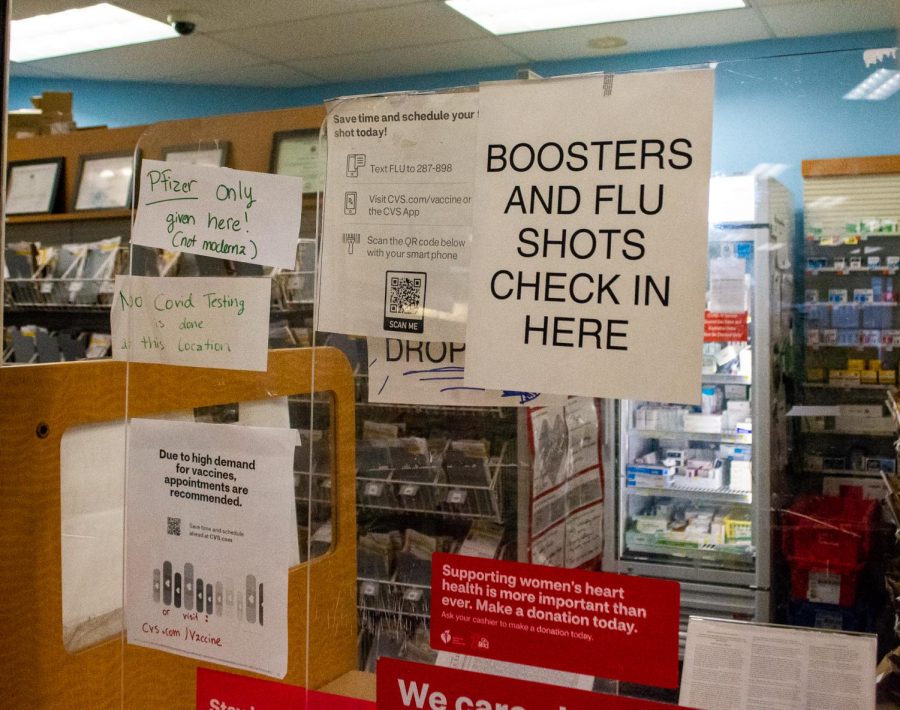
[317,92,477,342]
[465,69,714,404]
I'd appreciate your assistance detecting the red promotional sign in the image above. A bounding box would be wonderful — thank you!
[431,553,680,688]
[377,658,687,710]
[703,310,748,342]
[196,668,374,710]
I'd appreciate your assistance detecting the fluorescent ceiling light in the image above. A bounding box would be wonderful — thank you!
[11,3,178,62]
[445,0,746,35]
[843,68,900,100]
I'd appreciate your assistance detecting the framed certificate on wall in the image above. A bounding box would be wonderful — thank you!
[270,129,324,193]
[162,141,230,167]
[6,158,64,215]
[73,151,135,211]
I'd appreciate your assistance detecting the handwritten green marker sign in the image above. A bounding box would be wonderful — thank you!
[132,160,303,269]
[110,276,271,370]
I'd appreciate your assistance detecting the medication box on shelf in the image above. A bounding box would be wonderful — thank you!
[684,413,723,433]
[626,464,674,488]
[864,456,896,473]
[729,460,752,489]
[806,368,826,383]
[823,476,884,500]
[829,369,861,385]
[841,404,884,418]
[634,516,669,534]
[724,509,752,541]
[834,415,894,434]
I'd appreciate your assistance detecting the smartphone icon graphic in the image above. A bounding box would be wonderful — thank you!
[163,561,172,606]
[184,563,194,611]
[173,573,182,608]
[196,577,204,613]
[246,575,257,624]
[258,583,264,626]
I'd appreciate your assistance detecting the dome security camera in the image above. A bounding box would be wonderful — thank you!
[167,12,197,36]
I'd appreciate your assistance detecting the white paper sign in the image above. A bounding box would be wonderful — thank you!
[317,92,477,341]
[110,275,271,371]
[680,617,876,710]
[367,337,567,407]
[436,651,594,690]
[465,69,714,404]
[125,418,298,678]
[132,159,303,269]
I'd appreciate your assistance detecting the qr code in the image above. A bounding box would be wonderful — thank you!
[385,271,426,319]
[167,517,181,536]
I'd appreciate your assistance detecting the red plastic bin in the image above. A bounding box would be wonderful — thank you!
[788,555,864,606]
[782,495,877,567]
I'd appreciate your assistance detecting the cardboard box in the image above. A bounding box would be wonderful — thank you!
[7,110,41,138]
[880,370,897,385]
[846,359,866,371]
[30,90,71,114]
[30,91,74,135]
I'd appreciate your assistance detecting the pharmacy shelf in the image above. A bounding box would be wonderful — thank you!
[800,427,895,436]
[702,374,752,385]
[628,428,752,445]
[805,267,898,276]
[623,484,752,504]
[806,232,900,244]
[356,400,510,416]
[357,578,431,620]
[357,604,430,620]
[5,208,131,224]
[624,538,756,566]
[802,382,888,390]
[296,461,509,521]
[803,468,883,478]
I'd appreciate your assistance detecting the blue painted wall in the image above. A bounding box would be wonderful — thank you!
[9,30,899,202]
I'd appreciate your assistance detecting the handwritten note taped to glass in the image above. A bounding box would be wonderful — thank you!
[132,160,303,269]
[367,337,567,407]
[110,275,271,371]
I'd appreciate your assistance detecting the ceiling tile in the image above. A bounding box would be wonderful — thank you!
[502,8,773,62]
[161,63,323,88]
[11,0,426,27]
[294,37,525,82]
[759,0,897,35]
[16,35,265,82]
[8,0,895,90]
[748,0,823,5]
[210,3,488,62]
